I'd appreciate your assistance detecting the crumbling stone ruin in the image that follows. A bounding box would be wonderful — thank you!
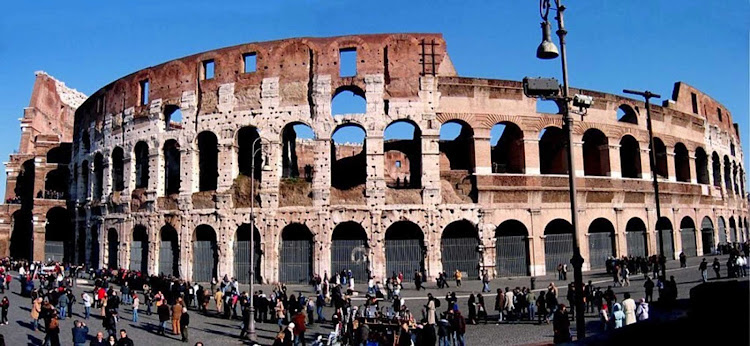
[1,34,747,284]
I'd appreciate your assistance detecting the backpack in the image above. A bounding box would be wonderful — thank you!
[434,299,441,308]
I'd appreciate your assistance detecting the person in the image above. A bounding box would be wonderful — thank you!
[636,298,649,321]
[643,276,654,303]
[0,297,8,325]
[481,271,490,293]
[426,293,436,325]
[713,257,721,279]
[90,331,106,346]
[599,303,609,331]
[494,289,505,323]
[45,309,61,346]
[158,299,170,336]
[271,331,288,346]
[58,289,70,320]
[562,263,568,281]
[292,311,306,346]
[476,293,488,324]
[180,307,190,343]
[621,292,636,326]
[504,287,515,322]
[107,335,116,346]
[437,315,450,346]
[679,251,687,268]
[83,292,92,320]
[536,291,548,324]
[276,297,287,330]
[612,303,624,329]
[116,329,134,346]
[398,322,412,346]
[552,304,570,344]
[284,323,295,345]
[72,320,89,346]
[103,310,117,340]
[545,288,558,321]
[315,292,325,323]
[131,293,139,323]
[214,288,223,313]
[31,296,42,331]
[454,269,462,287]
[527,290,537,322]
[172,298,183,335]
[454,310,466,346]
[699,258,709,283]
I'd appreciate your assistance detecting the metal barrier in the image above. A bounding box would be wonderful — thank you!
[279,240,312,283]
[495,235,529,277]
[234,240,261,284]
[193,241,217,282]
[680,228,697,257]
[588,232,614,269]
[701,228,715,255]
[544,233,573,273]
[385,239,423,281]
[658,229,674,259]
[159,240,178,276]
[441,237,479,278]
[129,241,147,272]
[331,239,369,281]
[45,241,65,262]
[626,230,647,257]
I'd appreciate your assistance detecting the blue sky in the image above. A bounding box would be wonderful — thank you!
[0,1,748,199]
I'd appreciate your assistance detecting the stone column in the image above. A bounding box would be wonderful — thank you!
[666,146,677,182]
[571,136,585,177]
[609,144,622,178]
[421,129,441,205]
[529,209,545,276]
[261,141,280,209]
[640,147,652,180]
[473,128,492,175]
[688,152,698,184]
[369,210,385,281]
[32,215,45,262]
[312,139,331,206]
[217,142,235,192]
[614,208,626,257]
[523,133,540,175]
[365,135,386,207]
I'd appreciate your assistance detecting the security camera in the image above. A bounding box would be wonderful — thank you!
[523,77,560,99]
[573,94,593,109]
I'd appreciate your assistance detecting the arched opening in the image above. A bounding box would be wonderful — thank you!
[237,126,262,180]
[619,135,641,178]
[656,217,675,259]
[745,218,749,243]
[674,143,691,182]
[625,217,648,257]
[235,224,262,284]
[539,127,567,174]
[164,105,183,130]
[695,147,709,184]
[111,147,125,192]
[281,123,315,180]
[729,217,737,243]
[616,104,638,124]
[197,131,219,191]
[14,160,35,208]
[679,217,697,256]
[723,156,733,192]
[331,124,366,191]
[587,218,616,269]
[46,144,71,164]
[331,86,366,115]
[81,130,90,153]
[45,207,73,262]
[108,228,119,269]
[279,223,313,283]
[543,219,574,273]
[193,225,218,282]
[495,220,530,277]
[439,120,477,203]
[732,163,739,195]
[385,221,425,281]
[44,167,69,199]
[718,217,727,244]
[93,153,104,199]
[90,224,100,269]
[582,128,610,176]
[652,137,668,178]
[159,225,179,277]
[739,167,745,196]
[81,160,89,199]
[700,217,715,255]
[163,140,181,195]
[10,210,33,260]
[130,225,148,273]
[712,152,721,188]
[331,221,369,281]
[441,220,480,278]
[134,141,150,189]
[384,120,422,188]
[490,122,525,174]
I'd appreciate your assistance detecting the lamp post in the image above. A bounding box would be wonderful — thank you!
[533,0,586,340]
[247,136,269,342]
[622,89,667,279]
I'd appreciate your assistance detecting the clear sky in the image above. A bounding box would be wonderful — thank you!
[0,0,748,199]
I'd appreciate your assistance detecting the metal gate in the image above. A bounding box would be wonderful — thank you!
[657,230,674,259]
[441,237,479,278]
[588,232,614,269]
[701,228,714,255]
[626,231,647,257]
[719,220,727,244]
[159,240,178,276]
[544,234,574,273]
[279,240,311,283]
[108,240,118,269]
[730,227,737,243]
[680,228,697,256]
[129,241,147,272]
[331,239,369,281]
[193,241,217,282]
[495,236,529,277]
[385,239,423,281]
[234,240,261,284]
[45,241,65,262]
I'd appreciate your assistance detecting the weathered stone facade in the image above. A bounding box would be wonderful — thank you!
[8,33,747,283]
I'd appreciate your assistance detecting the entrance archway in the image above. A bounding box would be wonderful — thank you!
[159,225,179,277]
[656,217,675,259]
[130,225,149,273]
[45,207,73,262]
[441,220,480,278]
[235,224,262,284]
[279,223,313,283]
[700,217,715,255]
[108,228,119,269]
[193,225,218,282]
[331,222,369,281]
[544,219,574,273]
[625,218,648,257]
[494,220,530,277]
[385,221,425,281]
[718,217,727,244]
[587,218,616,269]
[679,217,697,256]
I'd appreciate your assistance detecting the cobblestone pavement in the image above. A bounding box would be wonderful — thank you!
[0,254,745,346]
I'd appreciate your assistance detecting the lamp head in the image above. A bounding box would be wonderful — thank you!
[262,155,271,171]
[536,21,559,60]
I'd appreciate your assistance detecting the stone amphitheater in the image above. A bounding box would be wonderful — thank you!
[1,33,747,284]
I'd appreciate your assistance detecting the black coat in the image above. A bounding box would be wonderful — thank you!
[158,304,170,322]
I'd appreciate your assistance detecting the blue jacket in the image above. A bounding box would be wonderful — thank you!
[72,325,89,343]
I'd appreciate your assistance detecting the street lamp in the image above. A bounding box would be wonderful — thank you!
[248,136,270,342]
[526,0,587,340]
[622,89,667,280]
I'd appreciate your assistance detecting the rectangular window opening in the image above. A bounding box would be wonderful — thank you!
[202,60,215,80]
[243,53,257,73]
[339,48,357,77]
[395,160,402,168]
[717,107,722,122]
[139,79,149,105]
[690,92,698,114]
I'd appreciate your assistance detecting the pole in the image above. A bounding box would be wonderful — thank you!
[623,89,665,279]
[552,0,586,340]
[248,137,261,341]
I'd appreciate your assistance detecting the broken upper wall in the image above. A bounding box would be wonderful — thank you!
[18,72,84,155]
[74,33,454,130]
[666,82,738,139]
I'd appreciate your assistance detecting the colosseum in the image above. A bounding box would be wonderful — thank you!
[2,33,747,284]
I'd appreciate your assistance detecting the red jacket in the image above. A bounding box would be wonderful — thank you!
[292,313,306,335]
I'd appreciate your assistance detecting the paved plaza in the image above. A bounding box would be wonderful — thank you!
[0,254,745,345]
